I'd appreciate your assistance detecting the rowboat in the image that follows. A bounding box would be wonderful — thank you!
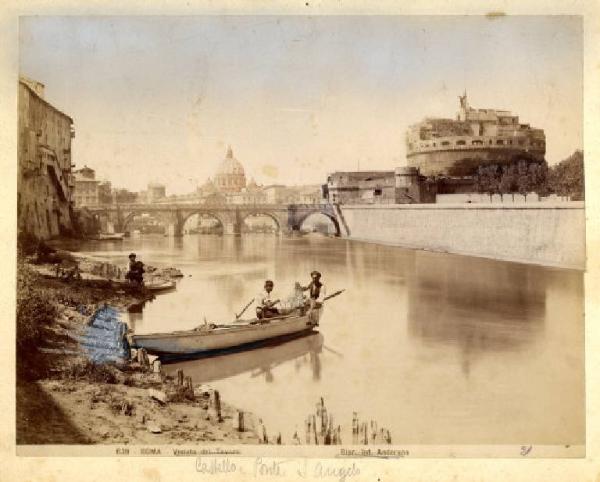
[112,278,176,293]
[129,307,323,356]
[143,279,177,292]
[89,232,125,241]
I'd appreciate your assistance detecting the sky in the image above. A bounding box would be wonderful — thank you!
[19,16,583,194]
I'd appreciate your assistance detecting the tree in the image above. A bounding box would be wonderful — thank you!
[516,161,531,201]
[549,150,584,200]
[534,162,550,198]
[499,165,516,202]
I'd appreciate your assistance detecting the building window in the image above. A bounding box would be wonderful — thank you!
[508,140,512,145]
[496,139,504,145]
[441,141,450,146]
[374,188,382,196]
[518,140,525,145]
[472,140,483,145]
[456,140,466,146]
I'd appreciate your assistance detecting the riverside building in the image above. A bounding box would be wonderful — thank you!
[18,76,76,239]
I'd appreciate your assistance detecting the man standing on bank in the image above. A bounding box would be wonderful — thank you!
[256,279,280,319]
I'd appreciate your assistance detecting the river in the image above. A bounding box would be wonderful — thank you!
[71,233,584,446]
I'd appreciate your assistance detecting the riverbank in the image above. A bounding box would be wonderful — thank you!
[16,250,262,445]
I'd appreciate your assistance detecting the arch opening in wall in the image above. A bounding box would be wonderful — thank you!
[241,212,280,234]
[122,211,170,235]
[181,212,224,235]
[298,212,340,237]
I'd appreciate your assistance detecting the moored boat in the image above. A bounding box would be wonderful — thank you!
[112,278,176,292]
[89,232,126,241]
[129,308,323,356]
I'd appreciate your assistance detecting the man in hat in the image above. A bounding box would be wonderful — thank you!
[256,279,280,319]
[125,253,145,285]
[302,271,326,316]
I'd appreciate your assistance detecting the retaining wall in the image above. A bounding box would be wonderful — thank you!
[338,202,586,270]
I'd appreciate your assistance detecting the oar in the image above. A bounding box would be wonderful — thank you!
[235,298,255,320]
[322,289,345,302]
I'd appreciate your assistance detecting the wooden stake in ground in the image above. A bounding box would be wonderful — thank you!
[137,348,149,368]
[237,411,245,432]
[214,390,223,422]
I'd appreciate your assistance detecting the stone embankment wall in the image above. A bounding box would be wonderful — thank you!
[338,202,585,270]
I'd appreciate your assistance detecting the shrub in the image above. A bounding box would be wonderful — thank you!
[16,261,57,379]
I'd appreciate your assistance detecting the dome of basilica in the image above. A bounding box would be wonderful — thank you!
[214,146,247,193]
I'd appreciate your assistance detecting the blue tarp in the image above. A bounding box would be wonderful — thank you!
[78,305,130,363]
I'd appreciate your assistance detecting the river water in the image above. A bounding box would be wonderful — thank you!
[72,234,584,446]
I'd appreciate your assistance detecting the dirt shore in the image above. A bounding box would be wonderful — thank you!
[16,254,262,445]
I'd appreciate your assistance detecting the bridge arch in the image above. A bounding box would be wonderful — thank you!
[179,211,226,235]
[240,211,282,234]
[296,211,341,237]
[121,210,173,233]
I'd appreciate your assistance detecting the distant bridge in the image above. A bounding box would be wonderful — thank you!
[84,202,344,236]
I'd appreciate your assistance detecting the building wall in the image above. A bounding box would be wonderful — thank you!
[18,80,74,239]
[337,202,585,270]
[73,180,100,207]
[407,147,545,177]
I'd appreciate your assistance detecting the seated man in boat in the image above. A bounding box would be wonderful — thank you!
[302,271,326,316]
[125,253,145,285]
[256,280,280,320]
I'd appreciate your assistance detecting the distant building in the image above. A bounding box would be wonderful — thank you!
[406,93,546,176]
[73,166,100,207]
[214,146,247,193]
[98,181,114,204]
[325,168,436,204]
[326,171,395,204]
[18,76,75,239]
[114,188,138,204]
[191,147,322,205]
[147,183,166,203]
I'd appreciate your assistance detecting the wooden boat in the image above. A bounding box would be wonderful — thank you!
[90,232,125,241]
[143,279,177,292]
[111,278,176,292]
[129,308,323,356]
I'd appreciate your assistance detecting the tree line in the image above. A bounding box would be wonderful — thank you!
[474,150,584,201]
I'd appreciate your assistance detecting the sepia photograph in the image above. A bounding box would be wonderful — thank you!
[13,12,587,463]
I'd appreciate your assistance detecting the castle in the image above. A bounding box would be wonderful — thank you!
[406,93,546,176]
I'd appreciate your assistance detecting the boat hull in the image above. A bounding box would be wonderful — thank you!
[130,310,321,356]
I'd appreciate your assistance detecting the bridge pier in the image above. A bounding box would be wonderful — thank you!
[222,220,242,236]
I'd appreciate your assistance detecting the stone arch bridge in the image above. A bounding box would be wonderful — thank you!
[85,203,344,237]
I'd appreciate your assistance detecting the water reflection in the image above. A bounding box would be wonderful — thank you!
[163,332,323,384]
[407,253,546,377]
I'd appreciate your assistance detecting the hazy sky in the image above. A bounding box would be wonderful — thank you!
[20,16,582,194]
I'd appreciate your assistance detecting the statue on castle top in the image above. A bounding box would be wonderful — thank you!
[459,90,468,110]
